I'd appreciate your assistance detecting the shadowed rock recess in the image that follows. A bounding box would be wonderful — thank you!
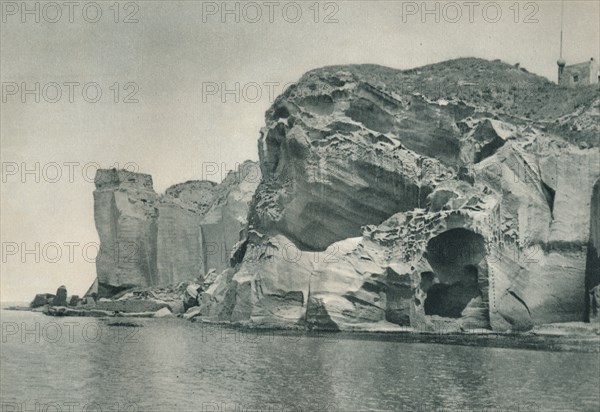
[94,59,600,331]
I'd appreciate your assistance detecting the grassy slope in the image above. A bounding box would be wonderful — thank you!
[300,58,599,146]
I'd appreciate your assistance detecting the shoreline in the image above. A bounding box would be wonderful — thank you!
[4,306,599,353]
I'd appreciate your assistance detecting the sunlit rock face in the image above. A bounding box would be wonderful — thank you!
[202,59,600,331]
[252,78,450,251]
[93,59,599,329]
[94,169,160,290]
[93,162,260,295]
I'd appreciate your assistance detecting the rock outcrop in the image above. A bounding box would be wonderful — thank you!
[93,161,260,295]
[52,286,68,307]
[31,293,55,308]
[92,58,599,332]
[198,59,600,332]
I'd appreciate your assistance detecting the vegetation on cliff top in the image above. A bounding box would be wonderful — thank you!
[295,58,599,146]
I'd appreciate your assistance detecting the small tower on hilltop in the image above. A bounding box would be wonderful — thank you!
[556,1,599,86]
[557,58,566,80]
[558,58,599,87]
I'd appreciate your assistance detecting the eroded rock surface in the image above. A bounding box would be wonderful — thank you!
[31,293,55,308]
[92,59,599,332]
[200,59,600,331]
[52,286,68,307]
[93,162,260,294]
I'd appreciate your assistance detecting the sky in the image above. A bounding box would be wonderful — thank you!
[1,0,599,302]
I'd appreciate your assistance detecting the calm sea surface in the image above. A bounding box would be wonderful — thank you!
[1,310,599,412]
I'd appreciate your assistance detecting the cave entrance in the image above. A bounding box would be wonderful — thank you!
[423,229,486,318]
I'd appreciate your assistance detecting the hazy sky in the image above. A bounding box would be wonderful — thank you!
[1,0,599,301]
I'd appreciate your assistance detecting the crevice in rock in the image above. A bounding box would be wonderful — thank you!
[508,290,531,316]
[344,294,381,309]
[362,281,385,293]
[97,282,133,299]
[541,180,556,216]
[474,136,506,163]
[305,297,340,331]
[230,238,248,266]
[345,97,394,133]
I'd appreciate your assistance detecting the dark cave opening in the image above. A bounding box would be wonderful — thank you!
[423,229,486,318]
[424,265,480,317]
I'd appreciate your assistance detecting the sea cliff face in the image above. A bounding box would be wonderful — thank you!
[93,58,600,331]
[93,162,260,296]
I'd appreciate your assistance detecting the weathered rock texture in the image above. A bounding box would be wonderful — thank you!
[93,162,260,295]
[93,59,599,331]
[52,286,68,307]
[199,59,600,331]
[30,293,55,308]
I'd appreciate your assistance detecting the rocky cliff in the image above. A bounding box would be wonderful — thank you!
[93,59,599,331]
[197,59,600,331]
[93,162,260,296]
